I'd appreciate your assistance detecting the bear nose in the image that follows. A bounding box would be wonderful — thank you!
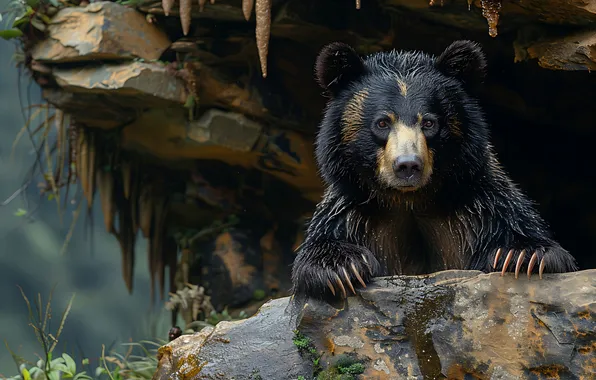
[393,155,423,180]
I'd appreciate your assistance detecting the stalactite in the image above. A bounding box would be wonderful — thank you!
[97,168,115,233]
[242,0,254,21]
[86,132,96,210]
[54,110,65,185]
[255,0,271,78]
[180,0,192,35]
[139,185,153,238]
[76,129,90,206]
[480,0,501,37]
[162,0,175,16]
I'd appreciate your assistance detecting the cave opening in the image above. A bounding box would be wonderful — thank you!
[260,0,596,271]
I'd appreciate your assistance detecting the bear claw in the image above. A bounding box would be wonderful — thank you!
[492,247,503,269]
[527,251,539,279]
[324,263,369,299]
[293,245,377,301]
[327,279,336,296]
[500,248,515,276]
[493,248,546,280]
[514,249,526,279]
[333,272,347,298]
[361,254,368,265]
[342,267,357,295]
[351,263,367,288]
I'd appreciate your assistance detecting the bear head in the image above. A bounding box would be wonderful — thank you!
[313,40,491,203]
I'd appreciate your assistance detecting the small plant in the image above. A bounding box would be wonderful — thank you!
[248,369,263,380]
[2,287,166,380]
[94,340,164,380]
[2,286,93,380]
[3,354,93,380]
[292,330,322,376]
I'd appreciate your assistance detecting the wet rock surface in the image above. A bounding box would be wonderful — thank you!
[154,269,596,379]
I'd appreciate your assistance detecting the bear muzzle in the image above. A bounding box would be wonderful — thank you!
[392,154,423,184]
[376,124,433,191]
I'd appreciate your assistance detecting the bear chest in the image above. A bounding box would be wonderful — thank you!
[358,211,473,275]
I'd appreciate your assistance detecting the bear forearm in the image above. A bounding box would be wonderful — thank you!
[471,189,579,277]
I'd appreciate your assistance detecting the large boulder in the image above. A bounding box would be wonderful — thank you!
[153,269,596,379]
[30,1,171,63]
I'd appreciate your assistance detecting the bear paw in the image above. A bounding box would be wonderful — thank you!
[490,246,575,279]
[292,245,379,300]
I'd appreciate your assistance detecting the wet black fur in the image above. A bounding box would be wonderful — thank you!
[291,40,578,302]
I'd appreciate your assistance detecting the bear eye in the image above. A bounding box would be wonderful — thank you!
[422,119,435,129]
[376,118,390,129]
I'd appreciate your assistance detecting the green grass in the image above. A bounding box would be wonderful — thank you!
[1,287,165,380]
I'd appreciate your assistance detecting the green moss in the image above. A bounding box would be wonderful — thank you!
[335,355,365,375]
[292,330,318,357]
[293,330,322,376]
[253,289,266,301]
[249,368,263,379]
[338,363,365,375]
[316,368,354,380]
[315,354,366,380]
[292,333,367,380]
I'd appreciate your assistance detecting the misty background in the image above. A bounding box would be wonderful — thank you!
[0,1,171,374]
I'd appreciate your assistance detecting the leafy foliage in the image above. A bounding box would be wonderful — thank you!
[1,288,164,380]
[3,353,93,380]
[0,0,61,41]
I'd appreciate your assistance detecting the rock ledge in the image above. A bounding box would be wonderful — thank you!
[153,269,595,380]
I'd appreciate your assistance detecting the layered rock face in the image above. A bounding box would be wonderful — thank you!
[153,270,596,379]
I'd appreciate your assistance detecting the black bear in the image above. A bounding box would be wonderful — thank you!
[291,40,578,301]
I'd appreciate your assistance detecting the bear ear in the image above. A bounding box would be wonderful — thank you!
[315,42,366,97]
[435,40,487,86]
